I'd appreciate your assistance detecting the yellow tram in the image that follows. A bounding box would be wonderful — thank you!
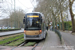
[23,12,47,40]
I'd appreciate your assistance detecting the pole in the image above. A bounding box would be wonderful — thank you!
[14,0,15,11]
[14,0,16,28]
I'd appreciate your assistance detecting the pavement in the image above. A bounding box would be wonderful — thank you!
[0,30,74,50]
[38,30,74,50]
[60,31,75,49]
[0,28,24,36]
[39,30,62,50]
[38,30,61,46]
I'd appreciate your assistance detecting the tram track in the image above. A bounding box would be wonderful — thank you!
[0,32,44,50]
[11,40,42,50]
[0,36,24,46]
[2,37,24,46]
[0,34,42,47]
[0,34,23,41]
[11,40,29,50]
[31,42,39,50]
[18,40,29,47]
[31,40,43,50]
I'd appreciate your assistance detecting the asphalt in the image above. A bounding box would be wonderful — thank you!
[0,28,24,36]
[60,31,75,49]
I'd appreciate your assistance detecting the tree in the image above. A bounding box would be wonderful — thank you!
[0,18,9,27]
[69,0,75,33]
[34,0,68,30]
[34,0,57,26]
[9,10,25,28]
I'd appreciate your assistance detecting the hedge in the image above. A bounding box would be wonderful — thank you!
[0,28,21,32]
[58,21,72,31]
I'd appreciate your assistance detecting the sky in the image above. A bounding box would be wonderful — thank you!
[0,0,75,20]
[15,0,37,12]
[0,0,37,19]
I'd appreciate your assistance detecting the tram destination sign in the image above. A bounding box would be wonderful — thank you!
[27,15,39,18]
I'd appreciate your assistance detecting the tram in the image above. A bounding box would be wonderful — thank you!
[23,12,47,40]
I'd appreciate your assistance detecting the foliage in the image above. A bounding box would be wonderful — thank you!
[0,28,21,32]
[0,9,25,28]
[69,0,75,32]
[9,10,25,28]
[58,21,72,30]
[34,0,68,30]
[64,21,72,30]
[68,27,72,31]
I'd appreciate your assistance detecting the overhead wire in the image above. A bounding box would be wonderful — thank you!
[18,0,33,9]
[30,0,35,8]
[0,0,12,17]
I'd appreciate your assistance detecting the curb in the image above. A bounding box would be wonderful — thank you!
[54,29,64,45]
[61,37,65,45]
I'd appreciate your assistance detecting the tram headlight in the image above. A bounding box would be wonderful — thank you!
[39,30,42,33]
[24,30,26,33]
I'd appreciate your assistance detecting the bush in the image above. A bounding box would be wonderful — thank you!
[58,21,72,31]
[0,28,21,32]
[68,27,72,31]
[64,21,72,30]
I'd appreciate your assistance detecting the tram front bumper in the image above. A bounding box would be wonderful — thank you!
[24,34,44,40]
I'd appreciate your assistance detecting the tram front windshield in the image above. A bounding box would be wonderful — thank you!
[25,18,41,30]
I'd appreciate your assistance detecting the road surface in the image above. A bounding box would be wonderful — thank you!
[60,31,75,49]
[0,28,24,36]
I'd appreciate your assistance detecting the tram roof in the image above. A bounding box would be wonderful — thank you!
[26,12,43,15]
[25,12,45,19]
[26,12,41,14]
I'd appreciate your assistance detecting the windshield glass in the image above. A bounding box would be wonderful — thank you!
[25,18,41,30]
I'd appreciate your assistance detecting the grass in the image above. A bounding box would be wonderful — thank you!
[0,33,23,41]
[25,42,36,46]
[6,38,24,46]
[0,34,24,45]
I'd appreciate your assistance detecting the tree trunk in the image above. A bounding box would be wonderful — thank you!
[59,0,65,31]
[58,16,61,30]
[59,16,61,30]
[55,17,58,29]
[56,20,58,29]
[61,11,65,31]
[69,0,75,33]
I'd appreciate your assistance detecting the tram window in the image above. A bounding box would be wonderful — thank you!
[42,23,44,31]
[44,23,46,30]
[25,18,41,30]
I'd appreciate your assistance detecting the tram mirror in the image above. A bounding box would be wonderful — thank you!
[41,19,42,23]
[23,19,25,24]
